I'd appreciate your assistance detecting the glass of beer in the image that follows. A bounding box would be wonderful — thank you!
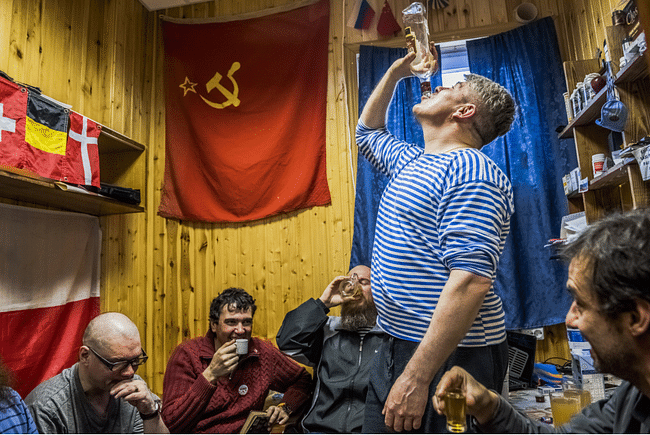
[443,388,467,433]
[549,391,581,427]
[337,273,362,298]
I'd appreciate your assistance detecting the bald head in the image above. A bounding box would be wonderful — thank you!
[349,265,370,280]
[82,312,141,353]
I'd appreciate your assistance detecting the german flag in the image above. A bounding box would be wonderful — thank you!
[23,91,69,179]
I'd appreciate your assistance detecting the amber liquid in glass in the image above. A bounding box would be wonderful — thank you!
[444,389,467,433]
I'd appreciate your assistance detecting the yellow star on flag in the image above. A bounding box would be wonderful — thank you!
[179,77,198,96]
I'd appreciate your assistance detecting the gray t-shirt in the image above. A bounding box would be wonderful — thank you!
[25,363,152,434]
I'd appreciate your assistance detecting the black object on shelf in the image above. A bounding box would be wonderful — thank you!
[99,183,141,205]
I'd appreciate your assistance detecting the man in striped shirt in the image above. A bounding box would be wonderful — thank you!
[358,47,516,433]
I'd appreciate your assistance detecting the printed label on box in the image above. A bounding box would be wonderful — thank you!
[632,145,650,181]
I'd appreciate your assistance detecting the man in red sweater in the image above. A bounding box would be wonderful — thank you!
[161,288,312,433]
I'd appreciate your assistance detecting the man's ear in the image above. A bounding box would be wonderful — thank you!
[628,298,650,337]
[79,346,91,365]
[210,319,218,333]
[453,103,476,120]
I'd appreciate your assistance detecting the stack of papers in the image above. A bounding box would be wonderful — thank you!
[560,212,587,243]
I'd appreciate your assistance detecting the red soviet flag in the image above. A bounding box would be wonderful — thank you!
[159,0,331,223]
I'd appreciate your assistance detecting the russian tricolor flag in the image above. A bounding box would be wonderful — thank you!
[348,0,376,30]
[0,204,100,398]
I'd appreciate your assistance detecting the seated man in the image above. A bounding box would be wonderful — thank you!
[433,209,650,433]
[276,265,383,433]
[0,359,38,434]
[25,312,168,434]
[161,287,312,433]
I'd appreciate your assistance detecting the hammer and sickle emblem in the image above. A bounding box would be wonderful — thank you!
[200,62,241,109]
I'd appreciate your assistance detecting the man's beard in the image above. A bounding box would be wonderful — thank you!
[340,300,377,331]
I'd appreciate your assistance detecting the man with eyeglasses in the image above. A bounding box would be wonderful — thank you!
[25,312,168,433]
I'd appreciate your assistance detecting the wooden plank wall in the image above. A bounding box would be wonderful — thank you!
[0,0,627,395]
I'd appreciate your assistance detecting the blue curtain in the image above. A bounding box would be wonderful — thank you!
[350,45,442,268]
[466,17,577,329]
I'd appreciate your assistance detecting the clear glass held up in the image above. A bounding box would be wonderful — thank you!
[402,2,435,97]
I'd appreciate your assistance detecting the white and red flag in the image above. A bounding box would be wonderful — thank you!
[0,74,101,188]
[64,111,101,188]
[0,203,100,398]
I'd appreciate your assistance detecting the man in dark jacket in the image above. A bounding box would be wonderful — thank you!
[433,209,650,433]
[277,265,383,433]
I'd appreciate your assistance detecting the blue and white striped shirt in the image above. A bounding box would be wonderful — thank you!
[356,121,514,346]
[0,388,38,434]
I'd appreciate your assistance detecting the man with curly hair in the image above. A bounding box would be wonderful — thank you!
[356,46,516,433]
[434,208,650,433]
[161,287,312,433]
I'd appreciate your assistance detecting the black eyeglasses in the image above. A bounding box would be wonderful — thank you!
[88,347,148,372]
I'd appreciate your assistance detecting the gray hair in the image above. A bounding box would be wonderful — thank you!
[464,73,515,146]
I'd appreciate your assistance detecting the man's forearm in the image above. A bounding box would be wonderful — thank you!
[359,54,414,129]
[402,270,491,384]
[144,414,169,434]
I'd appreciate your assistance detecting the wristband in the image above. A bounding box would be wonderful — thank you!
[139,399,161,421]
[277,402,292,416]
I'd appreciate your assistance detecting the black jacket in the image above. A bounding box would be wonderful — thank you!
[276,298,384,433]
[482,381,650,433]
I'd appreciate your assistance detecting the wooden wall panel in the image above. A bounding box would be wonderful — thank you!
[1,0,628,395]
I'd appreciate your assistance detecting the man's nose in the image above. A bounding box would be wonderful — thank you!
[120,364,136,377]
[235,323,245,333]
[565,302,578,328]
[434,86,446,93]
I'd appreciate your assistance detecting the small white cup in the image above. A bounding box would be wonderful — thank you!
[235,339,249,356]
[592,153,606,177]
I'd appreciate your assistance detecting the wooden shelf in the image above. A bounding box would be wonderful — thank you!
[0,169,143,215]
[589,159,637,190]
[559,52,648,139]
[616,50,650,84]
[0,124,146,216]
[567,189,580,199]
[98,125,145,154]
[559,88,608,137]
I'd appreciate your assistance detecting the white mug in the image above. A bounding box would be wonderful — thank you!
[235,339,249,356]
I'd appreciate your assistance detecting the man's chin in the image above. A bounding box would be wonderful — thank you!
[340,304,377,330]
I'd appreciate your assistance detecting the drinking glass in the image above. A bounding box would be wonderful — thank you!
[337,273,362,298]
[443,388,467,433]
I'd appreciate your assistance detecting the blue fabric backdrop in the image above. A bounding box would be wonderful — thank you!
[350,17,578,329]
[350,45,442,269]
[466,17,577,329]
